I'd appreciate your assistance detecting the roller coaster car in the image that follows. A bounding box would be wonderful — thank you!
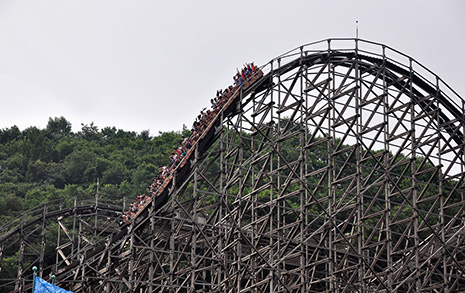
[132,69,264,227]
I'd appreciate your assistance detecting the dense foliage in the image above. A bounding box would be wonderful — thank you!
[0,116,190,227]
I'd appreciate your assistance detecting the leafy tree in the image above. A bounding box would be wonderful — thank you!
[80,122,100,141]
[64,149,97,184]
[45,116,72,138]
[138,129,152,141]
[0,125,21,144]
[102,161,128,185]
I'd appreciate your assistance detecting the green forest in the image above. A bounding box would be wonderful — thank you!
[0,116,191,227]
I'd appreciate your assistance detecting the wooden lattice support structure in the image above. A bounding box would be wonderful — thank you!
[0,195,123,292]
[1,38,465,292]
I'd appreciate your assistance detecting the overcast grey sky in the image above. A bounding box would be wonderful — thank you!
[1,0,464,135]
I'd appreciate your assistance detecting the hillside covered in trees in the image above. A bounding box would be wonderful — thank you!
[0,116,190,227]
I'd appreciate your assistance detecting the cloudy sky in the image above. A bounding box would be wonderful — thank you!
[0,0,464,135]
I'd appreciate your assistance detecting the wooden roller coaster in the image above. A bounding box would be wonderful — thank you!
[2,38,465,292]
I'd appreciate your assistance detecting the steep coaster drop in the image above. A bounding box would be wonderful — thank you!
[123,63,264,225]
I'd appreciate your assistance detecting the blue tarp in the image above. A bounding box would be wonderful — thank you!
[33,275,73,293]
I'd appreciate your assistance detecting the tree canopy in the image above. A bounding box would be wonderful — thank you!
[0,117,190,226]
